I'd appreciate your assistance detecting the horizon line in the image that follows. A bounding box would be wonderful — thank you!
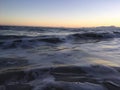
[0,24,119,29]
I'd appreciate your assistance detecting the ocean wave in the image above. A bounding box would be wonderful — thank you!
[0,35,27,40]
[0,35,64,49]
[0,65,120,90]
[1,26,120,90]
[68,33,112,39]
[1,31,120,49]
[1,25,120,49]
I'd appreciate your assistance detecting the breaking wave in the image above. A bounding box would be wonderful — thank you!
[1,31,120,49]
[0,65,120,90]
[1,26,120,90]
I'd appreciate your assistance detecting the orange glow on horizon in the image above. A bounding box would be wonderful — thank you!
[0,15,120,28]
[1,20,120,28]
[1,0,120,28]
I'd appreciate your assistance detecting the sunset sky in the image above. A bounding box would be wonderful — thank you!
[0,0,120,27]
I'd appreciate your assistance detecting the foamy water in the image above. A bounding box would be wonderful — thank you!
[0,26,120,90]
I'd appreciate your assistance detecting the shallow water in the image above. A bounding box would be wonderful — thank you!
[0,26,120,90]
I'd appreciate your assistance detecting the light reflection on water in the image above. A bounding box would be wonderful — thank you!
[79,38,120,65]
[0,38,120,68]
[0,30,75,36]
[89,58,119,67]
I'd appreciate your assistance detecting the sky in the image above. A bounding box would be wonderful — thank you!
[0,0,120,27]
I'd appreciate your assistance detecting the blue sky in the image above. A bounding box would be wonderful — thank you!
[0,0,120,27]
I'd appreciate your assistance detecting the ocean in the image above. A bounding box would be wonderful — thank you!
[0,26,120,90]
